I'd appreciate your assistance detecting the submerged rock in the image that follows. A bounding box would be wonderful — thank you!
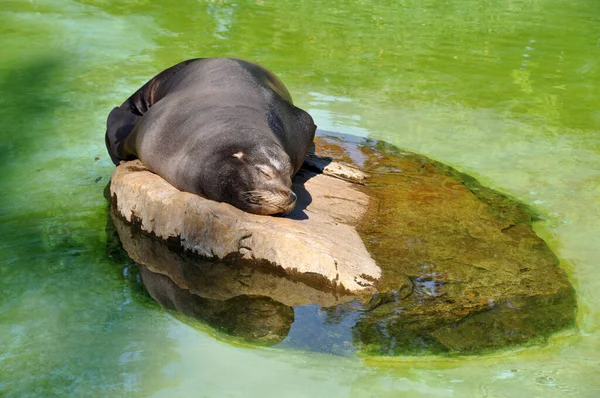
[107,132,576,355]
[325,134,576,354]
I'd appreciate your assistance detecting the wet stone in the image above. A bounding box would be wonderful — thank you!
[347,134,576,355]
[107,131,577,355]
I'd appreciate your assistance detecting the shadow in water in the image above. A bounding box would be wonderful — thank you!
[0,57,65,171]
[0,55,69,264]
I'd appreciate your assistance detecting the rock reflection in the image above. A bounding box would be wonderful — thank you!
[109,210,354,346]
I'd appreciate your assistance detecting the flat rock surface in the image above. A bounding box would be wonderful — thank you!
[110,155,380,293]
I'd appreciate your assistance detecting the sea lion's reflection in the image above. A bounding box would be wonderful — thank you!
[138,265,294,345]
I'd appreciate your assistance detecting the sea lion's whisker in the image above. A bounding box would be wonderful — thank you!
[241,189,294,212]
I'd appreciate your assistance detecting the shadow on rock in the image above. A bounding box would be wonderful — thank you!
[286,168,315,220]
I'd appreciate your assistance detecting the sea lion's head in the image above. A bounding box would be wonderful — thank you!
[202,143,298,215]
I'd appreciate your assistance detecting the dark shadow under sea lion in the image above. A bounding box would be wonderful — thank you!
[105,58,316,215]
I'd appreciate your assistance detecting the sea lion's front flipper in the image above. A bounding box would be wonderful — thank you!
[105,106,141,165]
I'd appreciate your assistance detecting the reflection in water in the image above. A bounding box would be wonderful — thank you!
[139,266,294,345]
[108,209,356,350]
[207,1,234,41]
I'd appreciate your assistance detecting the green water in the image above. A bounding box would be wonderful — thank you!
[1,0,599,396]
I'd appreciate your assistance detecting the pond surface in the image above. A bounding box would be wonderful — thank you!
[1,0,599,396]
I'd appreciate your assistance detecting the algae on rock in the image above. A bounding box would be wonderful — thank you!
[317,135,576,355]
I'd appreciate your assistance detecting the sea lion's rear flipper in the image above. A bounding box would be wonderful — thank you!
[105,106,141,165]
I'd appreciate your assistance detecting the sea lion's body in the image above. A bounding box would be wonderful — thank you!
[105,58,316,214]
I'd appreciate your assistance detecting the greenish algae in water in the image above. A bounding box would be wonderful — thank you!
[2,0,599,395]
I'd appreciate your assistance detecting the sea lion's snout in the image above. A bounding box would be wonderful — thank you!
[240,186,297,216]
[234,155,299,215]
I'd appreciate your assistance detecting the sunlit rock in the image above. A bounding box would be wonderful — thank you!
[109,153,380,294]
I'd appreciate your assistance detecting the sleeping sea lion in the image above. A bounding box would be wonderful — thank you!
[105,58,316,215]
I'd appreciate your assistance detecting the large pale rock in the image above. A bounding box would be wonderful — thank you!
[107,133,576,355]
[109,158,380,293]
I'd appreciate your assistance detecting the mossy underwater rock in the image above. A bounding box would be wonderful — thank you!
[329,134,576,355]
[108,131,576,355]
